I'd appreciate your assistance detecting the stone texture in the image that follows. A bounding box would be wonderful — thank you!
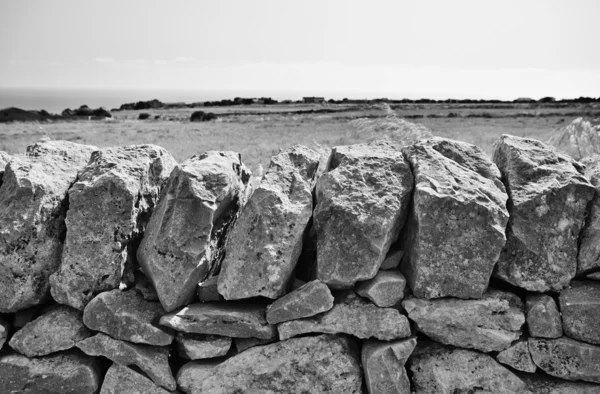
[218,145,319,300]
[0,350,102,394]
[50,144,177,310]
[496,339,537,373]
[0,316,9,350]
[196,276,222,302]
[77,333,176,390]
[362,337,417,394]
[8,305,91,357]
[0,141,96,312]
[529,337,600,383]
[100,363,181,394]
[518,371,600,394]
[548,117,600,161]
[589,272,600,280]
[493,134,595,292]
[0,150,10,185]
[133,270,159,301]
[578,155,600,273]
[175,333,231,360]
[525,293,563,338]
[401,138,509,299]
[266,279,334,324]
[12,306,39,328]
[138,151,249,311]
[83,289,173,346]
[314,140,413,288]
[355,270,407,307]
[380,249,403,270]
[234,337,276,353]
[176,334,363,394]
[278,291,411,341]
[559,281,600,344]
[402,289,525,352]
[160,302,276,339]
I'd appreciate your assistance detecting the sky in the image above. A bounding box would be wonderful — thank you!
[1,0,599,100]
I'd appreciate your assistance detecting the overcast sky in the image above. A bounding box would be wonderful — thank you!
[1,0,599,99]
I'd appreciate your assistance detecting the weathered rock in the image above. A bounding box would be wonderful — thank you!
[362,337,417,394]
[133,270,159,301]
[518,371,600,393]
[0,141,96,312]
[0,150,10,185]
[77,333,176,390]
[266,279,334,324]
[138,151,249,311]
[197,276,222,302]
[83,289,173,346]
[160,302,276,339]
[12,306,39,328]
[8,305,91,357]
[175,333,231,360]
[402,289,525,352]
[177,334,363,394]
[548,117,600,160]
[0,350,102,394]
[50,145,177,310]
[529,337,600,383]
[100,363,181,394]
[314,140,413,288]
[408,342,526,394]
[355,270,407,307]
[380,249,404,270]
[234,337,276,353]
[589,271,600,281]
[525,293,563,338]
[278,291,411,341]
[559,281,600,344]
[578,155,600,273]
[496,339,536,373]
[218,146,319,300]
[401,138,509,299]
[493,135,594,292]
[0,316,9,350]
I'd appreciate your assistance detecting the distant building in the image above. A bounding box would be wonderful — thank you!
[303,97,325,103]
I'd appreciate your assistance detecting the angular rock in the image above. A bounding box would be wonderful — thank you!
[278,291,411,341]
[525,293,563,338]
[50,145,177,310]
[496,339,536,373]
[401,138,509,299]
[493,135,594,292]
[83,289,173,346]
[234,337,276,353]
[355,270,407,307]
[578,155,600,273]
[218,145,319,300]
[175,333,231,360]
[133,270,159,301]
[362,337,417,394]
[160,302,276,339]
[77,333,176,390]
[0,141,96,312]
[380,249,404,270]
[177,334,363,394]
[314,140,413,288]
[0,316,9,350]
[0,150,10,185]
[266,279,334,324]
[529,337,600,383]
[402,289,525,352]
[0,350,102,394]
[589,271,600,281]
[197,276,222,302]
[548,117,600,161]
[138,151,249,311]
[8,305,91,357]
[559,281,600,344]
[518,371,600,394]
[100,363,180,394]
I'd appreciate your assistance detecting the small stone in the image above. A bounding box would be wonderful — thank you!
[559,281,600,345]
[496,340,537,373]
[529,337,600,383]
[0,150,10,185]
[176,360,225,393]
[175,333,231,360]
[132,270,159,301]
[100,363,181,394]
[355,270,406,307]
[266,280,334,324]
[589,272,600,281]
[525,293,563,338]
[362,337,417,394]
[197,276,222,302]
[234,337,276,353]
[0,317,9,350]
[380,249,404,270]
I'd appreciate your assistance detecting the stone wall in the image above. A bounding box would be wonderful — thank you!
[1,134,600,393]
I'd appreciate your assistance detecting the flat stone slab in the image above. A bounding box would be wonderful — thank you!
[234,337,276,353]
[175,333,232,360]
[525,293,563,338]
[379,249,403,270]
[496,340,536,373]
[589,272,600,281]
[529,337,600,383]
[278,291,411,341]
[100,363,181,394]
[266,279,334,324]
[197,276,222,302]
[362,337,416,394]
[355,270,406,307]
[559,281,600,345]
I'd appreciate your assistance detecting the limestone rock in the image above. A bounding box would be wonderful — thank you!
[160,302,276,339]
[8,305,91,357]
[176,334,363,394]
[50,145,177,310]
[518,371,600,393]
[197,276,222,302]
[402,289,525,352]
[578,155,600,273]
[496,340,536,373]
[0,316,9,350]
[525,293,563,338]
[138,151,249,311]
[218,145,319,300]
[529,337,600,383]
[133,270,159,301]
[355,270,406,307]
[266,279,334,324]
[362,337,417,394]
[278,291,411,341]
[175,333,231,360]
[380,249,404,270]
[314,140,413,288]
[0,141,96,312]
[559,281,600,344]
[83,289,174,346]
[401,138,509,299]
[589,272,600,281]
[493,135,594,292]
[547,117,600,160]
[100,363,181,394]
[0,150,10,185]
[234,337,276,353]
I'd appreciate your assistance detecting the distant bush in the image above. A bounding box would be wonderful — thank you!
[138,113,151,120]
[191,111,217,122]
[154,115,161,120]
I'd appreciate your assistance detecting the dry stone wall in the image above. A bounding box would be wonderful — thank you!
[0,134,600,393]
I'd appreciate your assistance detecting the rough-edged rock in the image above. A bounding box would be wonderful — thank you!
[0,141,96,312]
[0,350,102,394]
[12,306,39,328]
[50,145,177,310]
[496,339,536,373]
[0,150,10,185]
[559,281,600,345]
[218,146,319,300]
[548,117,600,160]
[177,334,362,394]
[589,272,600,281]
[529,337,600,383]
[266,279,334,324]
[234,337,276,353]
[160,302,276,339]
[0,316,9,350]
[133,270,159,301]
[518,371,600,393]
[138,151,249,311]
[83,289,173,346]
[402,289,525,352]
[355,270,406,307]
[197,276,222,302]
[578,155,600,273]
[401,138,509,299]
[100,363,181,394]
[493,135,594,292]
[77,333,176,390]
[8,305,91,357]
[362,337,416,394]
[380,249,404,270]
[278,291,411,341]
[175,333,231,360]
[314,141,413,288]
[525,293,563,338]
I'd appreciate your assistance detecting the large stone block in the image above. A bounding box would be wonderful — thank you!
[525,293,563,338]
[362,337,416,394]
[266,279,334,324]
[559,281,600,345]
[100,363,180,394]
[529,337,600,383]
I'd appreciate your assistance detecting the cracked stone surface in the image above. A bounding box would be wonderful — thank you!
[362,337,416,394]
[266,279,334,324]
[559,281,600,345]
[529,337,600,383]
[496,339,536,373]
[100,363,181,394]
[355,270,407,307]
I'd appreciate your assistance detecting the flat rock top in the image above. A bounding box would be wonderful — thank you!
[560,281,600,304]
